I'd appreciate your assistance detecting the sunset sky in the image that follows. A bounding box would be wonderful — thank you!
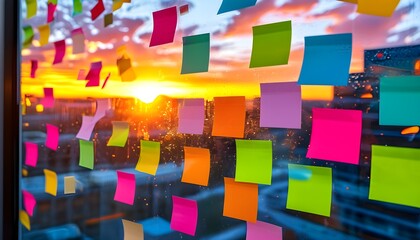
[21,0,420,102]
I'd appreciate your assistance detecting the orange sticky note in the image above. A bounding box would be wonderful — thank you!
[181,147,210,186]
[44,169,57,196]
[212,96,246,138]
[223,177,258,222]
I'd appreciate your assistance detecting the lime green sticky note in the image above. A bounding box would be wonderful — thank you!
[73,0,83,16]
[136,140,160,175]
[235,140,272,185]
[369,145,420,208]
[23,26,34,48]
[26,0,37,19]
[250,20,292,68]
[286,164,332,217]
[79,140,94,169]
[181,33,210,74]
[107,121,129,147]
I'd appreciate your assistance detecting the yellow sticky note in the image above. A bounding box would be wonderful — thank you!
[38,24,50,46]
[122,219,144,240]
[20,210,31,230]
[64,176,76,194]
[44,169,57,196]
[357,0,400,17]
[136,140,160,175]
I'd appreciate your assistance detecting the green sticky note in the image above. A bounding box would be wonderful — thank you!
[22,26,34,48]
[26,0,37,18]
[181,33,210,74]
[286,164,332,217]
[48,0,58,4]
[235,140,272,185]
[369,145,420,208]
[250,20,292,68]
[107,121,129,147]
[73,0,83,15]
[79,140,94,169]
[136,140,160,175]
[104,13,113,27]
[379,76,420,126]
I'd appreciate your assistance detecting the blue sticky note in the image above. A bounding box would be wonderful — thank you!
[217,0,257,14]
[298,33,352,86]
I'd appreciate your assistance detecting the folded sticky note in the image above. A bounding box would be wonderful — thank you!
[20,210,31,230]
[136,140,160,175]
[379,76,420,126]
[73,0,83,15]
[287,164,332,217]
[76,116,96,141]
[260,82,301,129]
[38,24,50,46]
[41,87,54,108]
[223,177,258,222]
[102,73,110,89]
[22,190,36,217]
[298,33,352,86]
[79,140,94,169]
[26,0,37,18]
[369,145,420,208]
[93,98,111,122]
[150,6,178,47]
[246,221,283,240]
[122,219,144,240]
[107,121,129,147]
[212,96,246,138]
[182,147,210,186]
[235,140,272,185]
[177,98,205,134]
[30,59,38,78]
[181,33,210,74]
[64,176,76,194]
[250,21,292,68]
[306,108,362,164]
[53,39,66,64]
[217,0,257,14]
[25,142,38,167]
[357,0,400,17]
[85,62,102,87]
[91,0,105,21]
[45,124,59,151]
[114,171,136,205]
[71,28,85,54]
[170,196,198,236]
[44,169,57,196]
[22,26,34,48]
[47,2,57,23]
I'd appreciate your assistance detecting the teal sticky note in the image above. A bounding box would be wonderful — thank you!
[250,21,292,68]
[379,75,420,126]
[287,164,332,217]
[79,140,94,169]
[369,145,420,208]
[235,140,272,185]
[217,0,257,14]
[181,33,210,74]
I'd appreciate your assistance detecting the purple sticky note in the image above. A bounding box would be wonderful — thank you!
[150,6,178,47]
[30,60,38,78]
[114,171,136,205]
[85,62,102,87]
[307,108,362,164]
[170,196,198,236]
[47,2,57,23]
[22,190,36,217]
[93,99,110,122]
[76,116,96,141]
[246,221,283,240]
[24,142,38,167]
[91,0,105,21]
[45,124,59,150]
[178,99,204,134]
[260,82,301,129]
[41,88,54,108]
[53,40,66,64]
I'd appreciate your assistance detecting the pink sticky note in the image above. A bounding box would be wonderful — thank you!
[91,0,105,21]
[45,124,59,150]
[85,62,102,87]
[41,88,54,108]
[71,28,85,54]
[307,108,362,164]
[246,221,283,240]
[76,116,96,141]
[101,73,111,89]
[30,60,38,78]
[22,190,36,217]
[178,99,204,134]
[47,2,57,23]
[25,142,38,167]
[170,196,198,236]
[114,171,136,205]
[150,6,178,47]
[53,40,66,64]
[260,82,301,129]
[93,99,110,122]
[77,69,86,80]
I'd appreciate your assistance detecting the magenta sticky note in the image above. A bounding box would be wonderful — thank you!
[25,142,38,167]
[76,116,96,141]
[53,40,66,65]
[178,99,204,134]
[306,108,362,164]
[30,60,38,78]
[22,190,36,217]
[85,62,102,87]
[150,6,178,47]
[77,69,86,80]
[45,124,59,150]
[47,2,57,23]
[101,73,111,89]
[91,0,105,21]
[246,221,282,240]
[170,196,198,236]
[41,88,54,108]
[260,82,301,129]
[114,171,136,205]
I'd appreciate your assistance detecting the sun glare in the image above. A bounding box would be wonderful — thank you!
[129,81,190,103]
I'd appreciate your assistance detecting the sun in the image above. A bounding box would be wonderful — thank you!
[130,84,161,104]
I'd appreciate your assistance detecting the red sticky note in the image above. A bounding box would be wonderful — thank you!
[41,87,54,108]
[53,40,66,64]
[24,142,38,167]
[30,60,38,78]
[85,62,102,87]
[77,69,86,80]
[22,190,36,217]
[179,4,189,15]
[101,73,111,89]
[91,0,105,21]
[114,171,136,205]
[170,196,198,236]
[150,6,178,47]
[47,2,57,23]
[45,124,59,150]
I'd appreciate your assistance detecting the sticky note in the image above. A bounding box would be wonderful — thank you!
[136,140,160,175]
[182,147,210,186]
[22,190,36,217]
[71,28,85,54]
[260,82,301,129]
[369,145,420,208]
[217,0,257,14]
[23,26,34,48]
[73,0,83,15]
[47,2,57,23]
[117,56,136,81]
[235,140,272,185]
[38,24,50,46]
[122,219,144,240]
[379,76,420,126]
[79,140,94,169]
[64,176,76,194]
[179,4,189,15]
[246,221,282,240]
[212,96,245,138]
[107,121,129,147]
[177,98,205,134]
[104,13,113,27]
[44,169,57,196]
[113,0,124,12]
[53,40,66,64]
[150,6,178,47]
[41,87,54,108]
[102,73,111,89]
[26,0,37,18]
[114,171,136,205]
[77,69,86,80]
[298,33,352,86]
[76,116,96,141]
[181,33,210,74]
[91,0,105,21]
[170,196,198,236]
[85,62,102,87]
[250,21,292,68]
[30,60,38,78]
[306,108,362,165]
[25,142,38,167]
[223,177,258,222]
[45,124,59,151]
[93,98,111,122]
[357,0,400,17]
[20,210,31,230]
[287,164,332,217]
